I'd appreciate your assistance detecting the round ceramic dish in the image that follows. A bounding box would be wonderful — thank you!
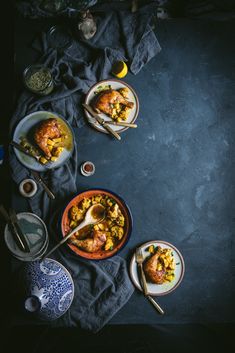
[4,212,48,261]
[19,178,38,198]
[13,236,49,262]
[23,65,54,95]
[80,161,95,176]
[61,188,133,260]
[12,111,74,172]
[129,240,185,296]
[21,258,74,321]
[84,79,139,134]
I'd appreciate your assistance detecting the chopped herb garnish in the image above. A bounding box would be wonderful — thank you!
[94,84,112,95]
[176,262,180,265]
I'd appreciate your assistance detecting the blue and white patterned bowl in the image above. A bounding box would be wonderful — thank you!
[22,258,74,321]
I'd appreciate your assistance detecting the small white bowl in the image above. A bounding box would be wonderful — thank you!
[80,161,95,177]
[19,178,38,198]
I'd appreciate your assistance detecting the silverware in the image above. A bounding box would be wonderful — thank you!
[31,171,55,200]
[41,203,105,261]
[41,226,77,261]
[0,205,28,252]
[83,104,121,141]
[9,209,31,252]
[105,120,137,128]
[135,247,149,295]
[146,296,164,314]
[10,141,41,163]
[135,247,164,315]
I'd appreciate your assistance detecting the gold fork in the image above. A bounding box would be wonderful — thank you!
[136,247,149,295]
[135,247,164,315]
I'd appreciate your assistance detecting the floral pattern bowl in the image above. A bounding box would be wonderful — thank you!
[21,258,74,321]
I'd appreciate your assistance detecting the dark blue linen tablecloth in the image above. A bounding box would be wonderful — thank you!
[9,6,161,332]
[11,15,235,327]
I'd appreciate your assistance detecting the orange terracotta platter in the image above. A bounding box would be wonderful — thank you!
[61,189,133,260]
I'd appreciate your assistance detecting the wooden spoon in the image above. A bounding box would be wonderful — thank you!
[41,203,105,260]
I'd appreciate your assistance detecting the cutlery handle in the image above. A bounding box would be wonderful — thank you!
[41,237,68,260]
[39,180,55,200]
[82,104,121,140]
[10,141,38,161]
[10,209,31,253]
[7,209,26,252]
[138,263,149,296]
[10,141,28,154]
[10,222,26,252]
[41,221,86,260]
[0,205,26,251]
[108,122,137,128]
[117,122,137,128]
[147,295,164,315]
[103,123,121,140]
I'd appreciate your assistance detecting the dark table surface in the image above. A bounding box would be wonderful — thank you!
[12,13,235,326]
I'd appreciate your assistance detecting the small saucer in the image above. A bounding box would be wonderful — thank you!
[80,161,95,177]
[19,178,38,198]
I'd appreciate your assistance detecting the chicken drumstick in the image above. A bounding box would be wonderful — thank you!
[143,247,166,284]
[93,89,134,117]
[70,230,107,253]
[34,118,61,158]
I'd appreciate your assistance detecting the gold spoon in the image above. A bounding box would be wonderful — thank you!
[41,203,105,260]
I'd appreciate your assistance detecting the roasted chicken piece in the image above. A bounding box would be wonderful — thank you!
[93,89,134,118]
[34,118,61,158]
[118,87,129,99]
[143,247,166,284]
[70,230,107,253]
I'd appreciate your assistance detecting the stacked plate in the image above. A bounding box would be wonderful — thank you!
[4,212,48,261]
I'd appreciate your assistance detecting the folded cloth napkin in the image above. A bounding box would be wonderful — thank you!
[51,247,134,333]
[10,6,161,331]
[16,0,98,18]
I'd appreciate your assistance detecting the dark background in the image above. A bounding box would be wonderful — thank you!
[1,1,235,352]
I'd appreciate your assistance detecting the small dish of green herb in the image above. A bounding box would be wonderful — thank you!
[23,65,54,96]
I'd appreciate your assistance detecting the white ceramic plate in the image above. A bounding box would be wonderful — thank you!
[4,212,48,261]
[12,111,74,172]
[84,79,139,133]
[130,240,185,296]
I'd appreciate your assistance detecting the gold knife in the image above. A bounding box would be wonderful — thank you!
[0,205,27,252]
[105,120,137,128]
[31,171,56,200]
[135,247,149,296]
[9,208,31,252]
[83,104,121,141]
[10,141,41,163]
[10,141,51,168]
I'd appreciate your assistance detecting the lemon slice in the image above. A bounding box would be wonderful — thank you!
[112,61,128,78]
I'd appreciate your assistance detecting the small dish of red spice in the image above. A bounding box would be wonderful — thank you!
[19,178,38,198]
[80,161,95,177]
